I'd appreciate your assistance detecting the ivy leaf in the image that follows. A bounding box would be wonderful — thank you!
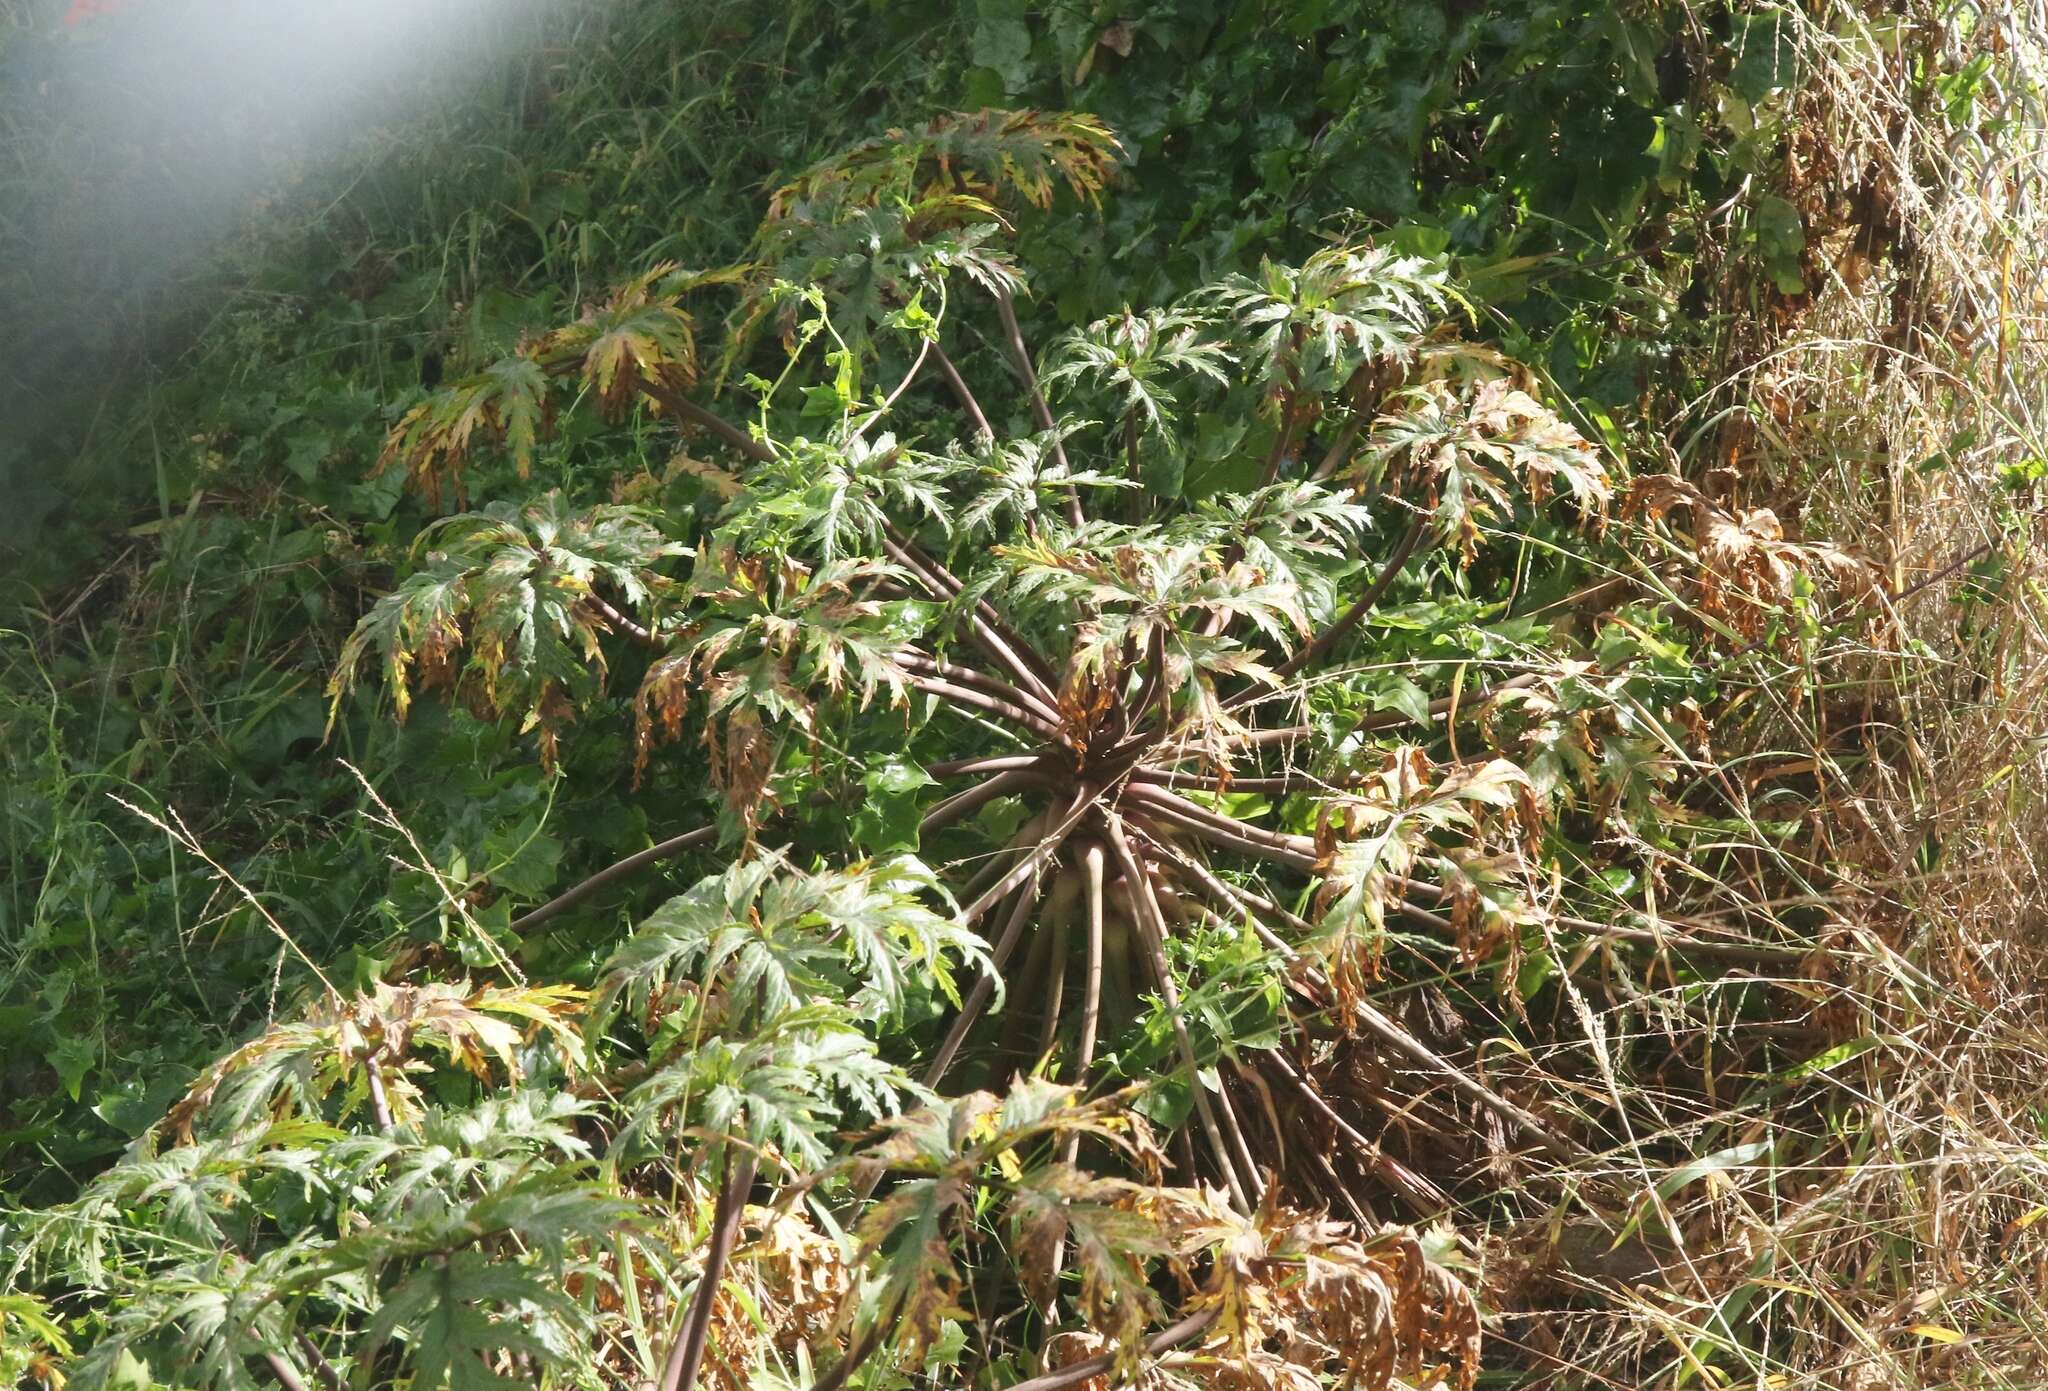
[854,758,936,852]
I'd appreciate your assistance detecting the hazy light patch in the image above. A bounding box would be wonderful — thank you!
[0,0,569,534]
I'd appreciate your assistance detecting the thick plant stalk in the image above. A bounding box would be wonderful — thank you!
[1215,1076,1266,1205]
[1073,843,1107,1085]
[1233,1055,1287,1172]
[1395,874,1809,963]
[1122,794,1310,868]
[879,523,1056,686]
[927,751,1052,779]
[1306,1139,1374,1228]
[363,1057,395,1134]
[919,768,1042,837]
[645,386,774,465]
[906,549,1060,694]
[906,672,1062,738]
[1308,404,1371,481]
[587,592,660,646]
[1155,844,1310,962]
[1352,671,1545,733]
[1226,724,1315,748]
[959,790,1096,925]
[926,877,1046,1087]
[1133,769,1309,795]
[1104,815,1250,1210]
[959,811,1060,905]
[898,651,1062,727]
[1126,797,1321,874]
[1126,784,1317,857]
[295,1336,343,1391]
[881,535,1061,705]
[1118,835,1264,1204]
[1124,628,1170,734]
[263,1352,309,1391]
[1034,895,1070,1062]
[1207,671,1551,756]
[659,1144,759,1391]
[851,874,1048,1208]
[1044,851,1100,1308]
[1148,841,1312,939]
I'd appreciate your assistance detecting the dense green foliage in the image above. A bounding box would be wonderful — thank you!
[5,1,2037,1388]
[5,0,1743,1188]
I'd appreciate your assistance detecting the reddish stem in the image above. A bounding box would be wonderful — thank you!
[919,768,1042,837]
[930,340,994,441]
[908,673,1062,739]
[1129,804,1321,875]
[659,1145,759,1391]
[898,650,1061,727]
[927,752,1054,780]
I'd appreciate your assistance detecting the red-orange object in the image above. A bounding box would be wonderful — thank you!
[62,0,142,26]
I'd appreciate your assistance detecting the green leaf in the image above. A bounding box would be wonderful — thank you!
[46,1034,95,1102]
[1776,1035,1905,1082]
[970,0,1034,94]
[855,758,937,852]
[1729,11,1801,101]
[1655,1140,1773,1201]
[1374,676,1432,726]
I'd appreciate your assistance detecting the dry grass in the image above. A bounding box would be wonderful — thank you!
[1490,3,2048,1386]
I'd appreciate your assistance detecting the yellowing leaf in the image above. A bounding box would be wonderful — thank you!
[1906,1324,1965,1344]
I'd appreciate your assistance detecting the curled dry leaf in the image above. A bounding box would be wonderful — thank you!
[1046,1197,1481,1391]
[1627,473,1882,642]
